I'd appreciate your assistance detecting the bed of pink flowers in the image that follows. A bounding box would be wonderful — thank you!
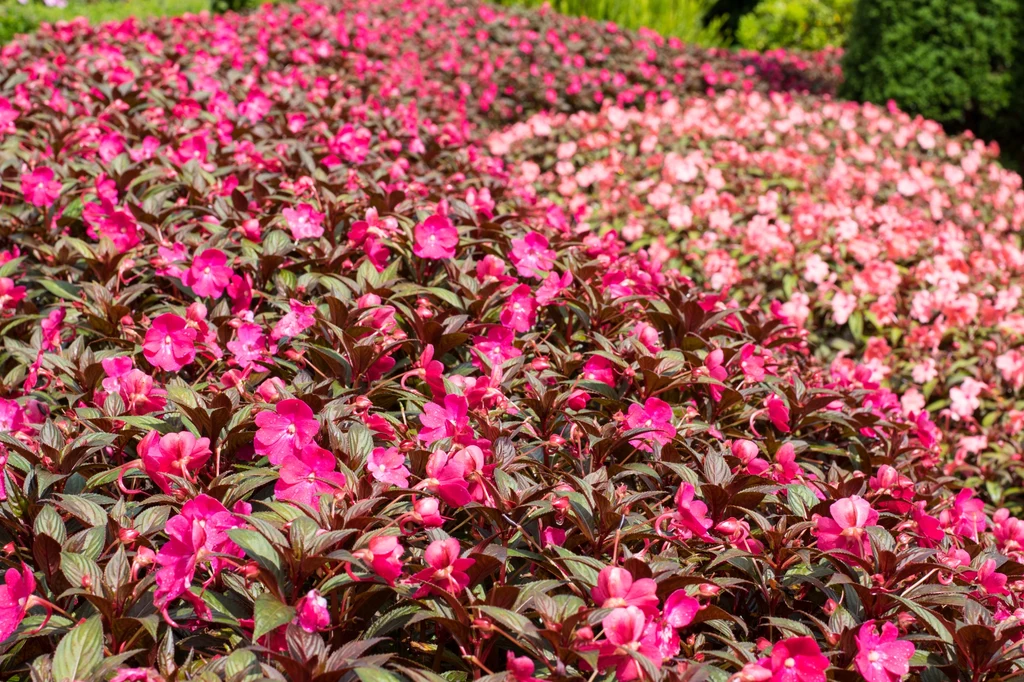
[0,1,1019,682]
[495,94,1024,510]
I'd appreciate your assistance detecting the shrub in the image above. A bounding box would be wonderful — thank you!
[492,0,727,46]
[840,0,1020,129]
[736,0,853,50]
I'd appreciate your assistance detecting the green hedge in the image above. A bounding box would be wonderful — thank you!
[840,0,1019,128]
[492,0,726,46]
[736,0,852,50]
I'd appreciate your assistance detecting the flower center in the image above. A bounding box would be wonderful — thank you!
[868,652,880,663]
[164,335,172,345]
[784,658,796,669]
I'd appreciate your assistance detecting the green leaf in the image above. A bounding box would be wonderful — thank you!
[253,592,296,640]
[53,615,103,682]
[228,528,285,587]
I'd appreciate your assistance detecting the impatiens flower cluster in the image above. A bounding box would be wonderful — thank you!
[0,0,1018,680]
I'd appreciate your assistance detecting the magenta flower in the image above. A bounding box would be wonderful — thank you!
[500,285,538,332]
[415,450,472,508]
[510,231,556,278]
[21,167,61,207]
[766,396,791,433]
[595,606,664,682]
[271,299,317,341]
[294,590,330,633]
[181,249,233,298]
[582,356,616,386]
[366,446,411,487]
[143,313,197,372]
[940,488,987,541]
[813,495,878,559]
[283,203,325,241]
[119,370,167,415]
[592,566,659,617]
[418,394,469,444]
[153,495,245,623]
[254,398,320,465]
[763,637,830,682]
[624,397,676,451]
[411,538,474,597]
[352,535,404,585]
[0,564,35,642]
[274,444,347,507]
[0,278,26,312]
[854,621,914,682]
[663,482,713,540]
[412,215,458,260]
[138,430,212,494]
[227,323,269,370]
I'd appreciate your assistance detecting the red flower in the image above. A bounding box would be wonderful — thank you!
[138,430,212,495]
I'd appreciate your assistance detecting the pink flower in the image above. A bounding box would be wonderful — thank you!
[410,497,445,528]
[283,204,325,240]
[0,399,26,435]
[510,232,556,278]
[500,284,538,332]
[0,564,34,642]
[227,323,269,370]
[592,566,659,617]
[940,488,987,541]
[583,356,616,386]
[294,590,330,633]
[413,215,458,260]
[761,637,830,682]
[418,394,469,445]
[416,450,472,508]
[353,536,404,585]
[181,249,233,299]
[0,278,26,312]
[366,447,410,488]
[254,399,320,465]
[272,299,317,340]
[119,370,167,415]
[535,270,573,306]
[411,538,474,597]
[153,495,246,622]
[138,430,212,495]
[595,606,664,681]
[21,167,61,207]
[854,621,914,682]
[813,495,878,559]
[143,313,197,372]
[662,482,713,540]
[624,397,676,451]
[973,558,1008,595]
[274,444,346,507]
[766,396,791,433]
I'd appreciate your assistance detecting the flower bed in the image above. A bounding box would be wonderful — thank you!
[495,93,1024,509]
[0,1,1018,682]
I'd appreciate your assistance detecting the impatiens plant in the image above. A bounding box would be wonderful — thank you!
[0,0,1018,681]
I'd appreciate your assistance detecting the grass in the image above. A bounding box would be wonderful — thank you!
[492,0,726,45]
[0,0,211,43]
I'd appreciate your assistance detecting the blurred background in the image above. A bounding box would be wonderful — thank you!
[3,0,1020,164]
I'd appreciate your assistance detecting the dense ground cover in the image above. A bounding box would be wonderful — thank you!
[494,94,1024,508]
[0,1,1019,682]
